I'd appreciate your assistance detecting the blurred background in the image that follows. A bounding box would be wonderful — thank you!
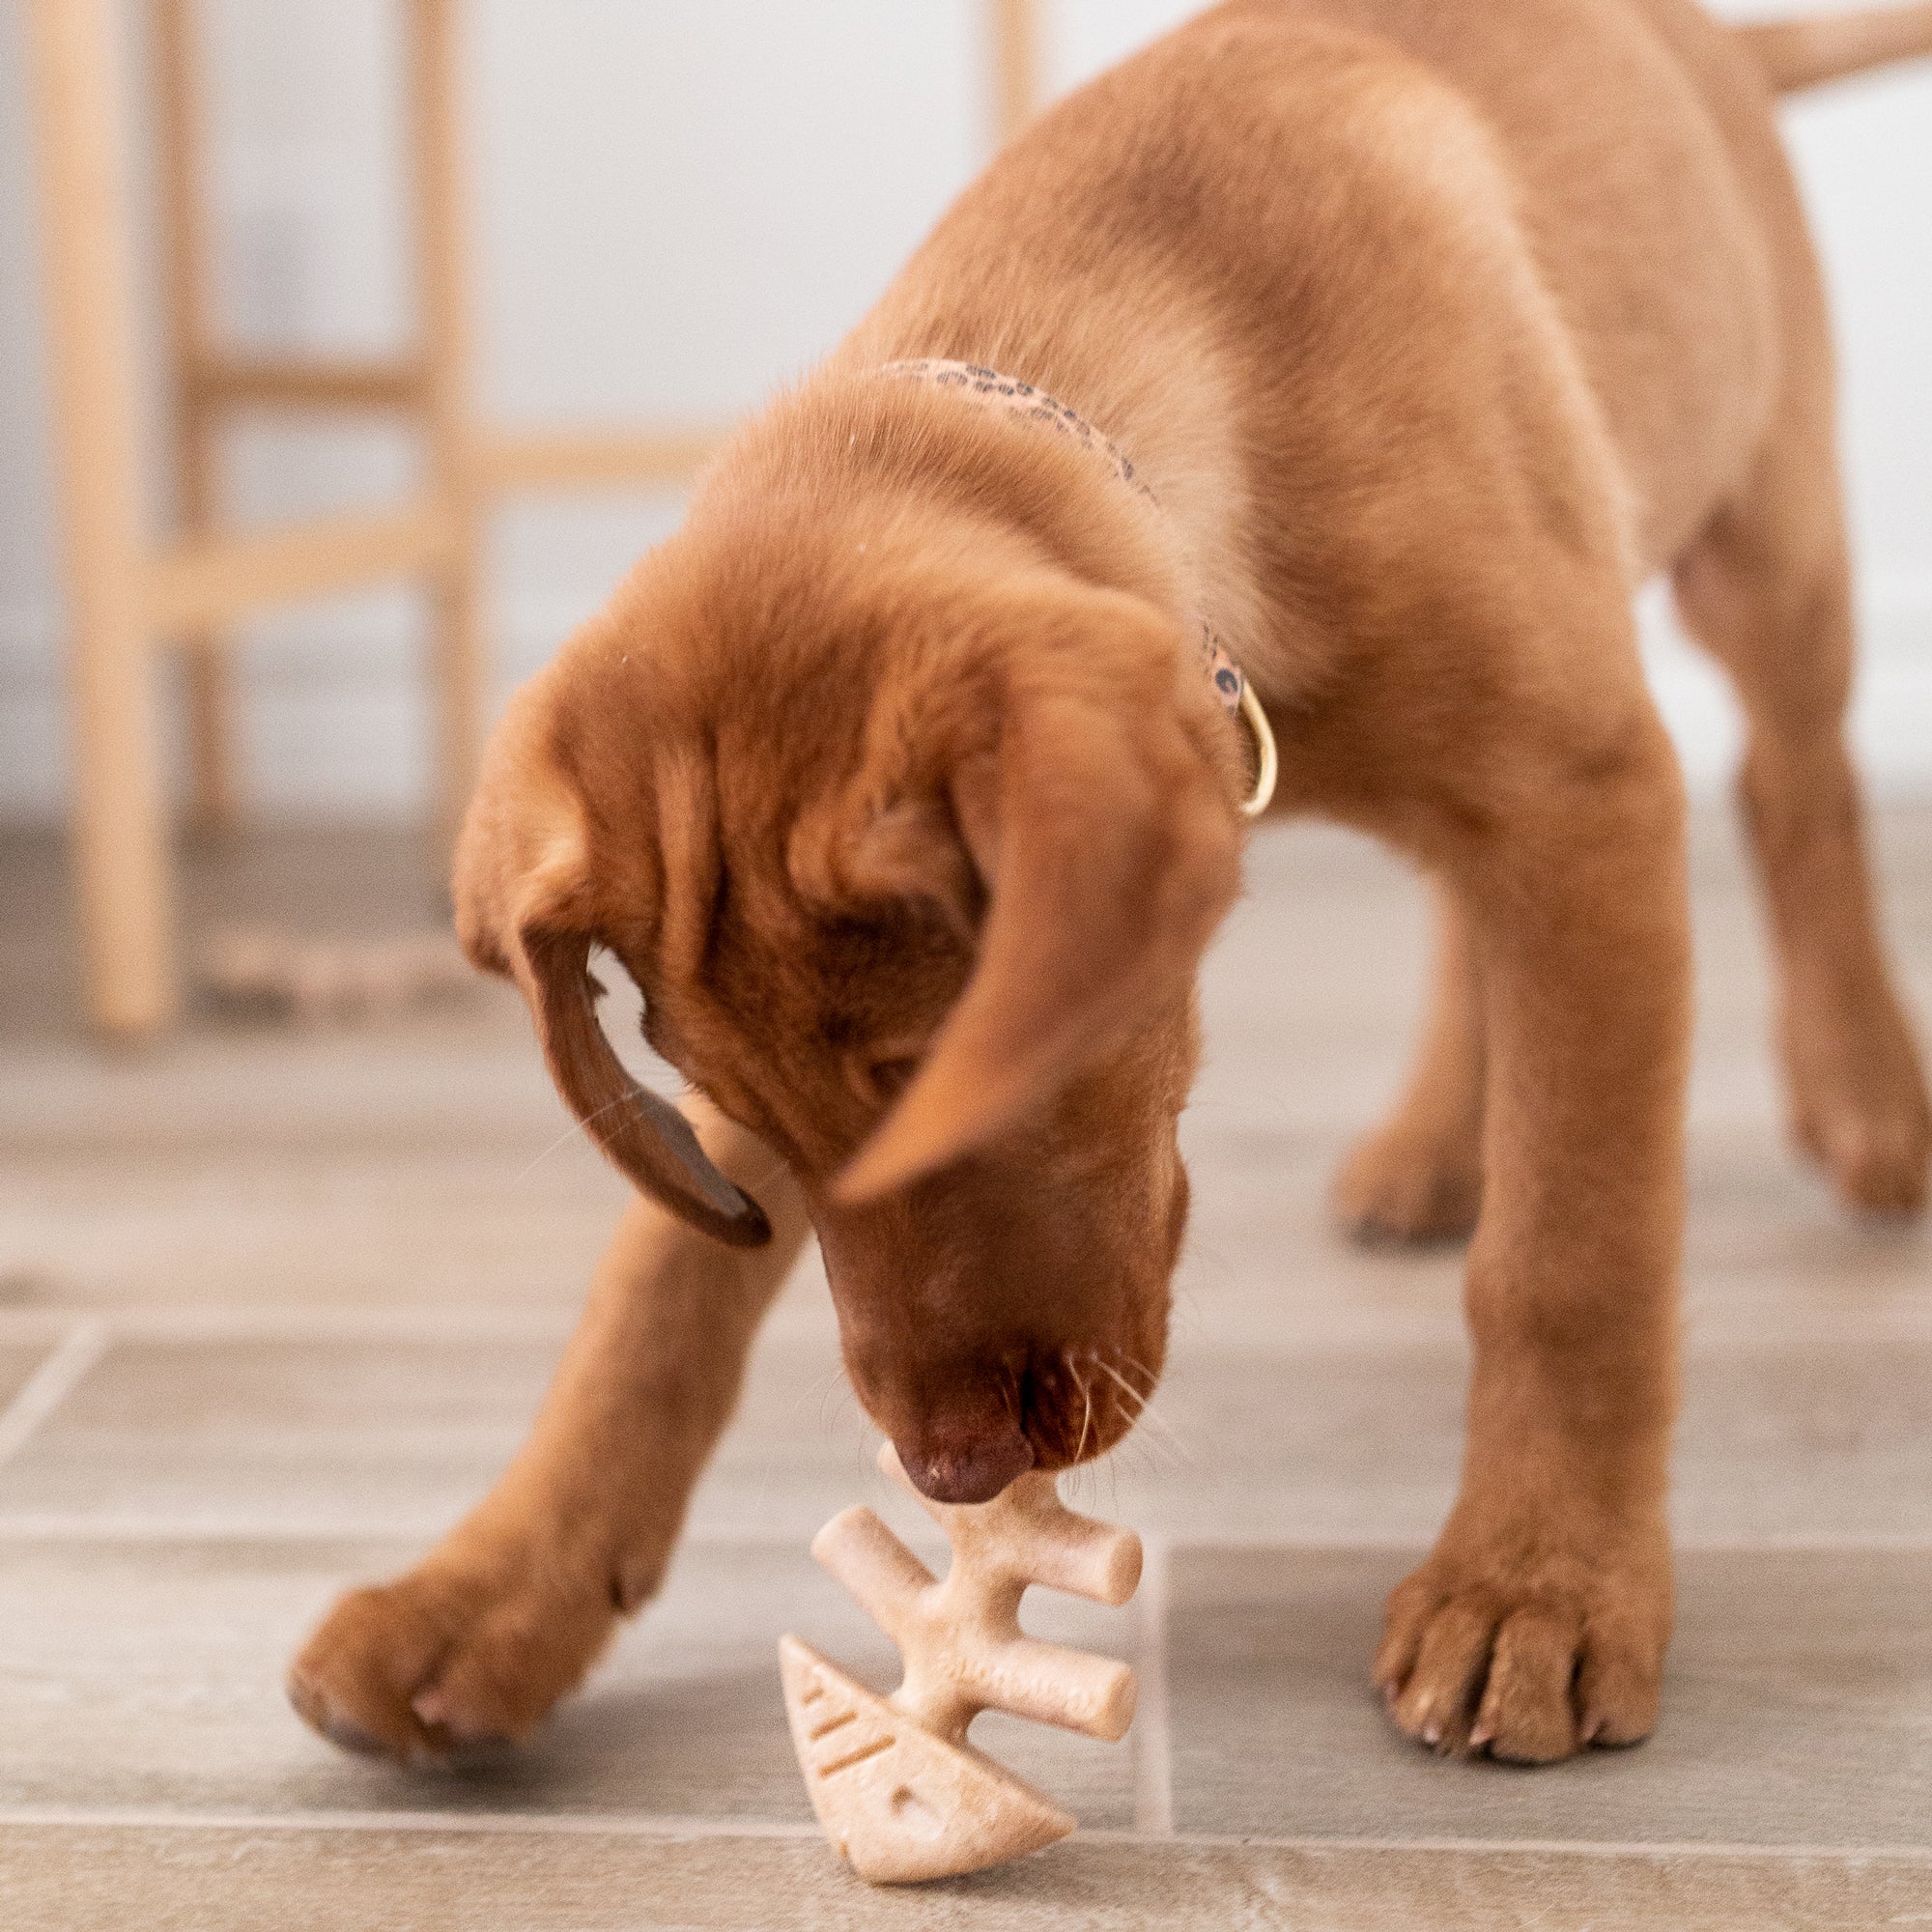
[1,0,1927,858]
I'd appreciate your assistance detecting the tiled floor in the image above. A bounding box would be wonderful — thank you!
[1,812,1929,1929]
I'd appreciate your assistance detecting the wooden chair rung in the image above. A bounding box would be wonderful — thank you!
[145,501,458,639]
[190,355,430,413]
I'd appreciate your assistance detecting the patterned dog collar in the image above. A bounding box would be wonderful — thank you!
[879,359,1278,818]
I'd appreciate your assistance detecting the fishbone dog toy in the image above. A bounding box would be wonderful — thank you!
[781,1441,1142,1885]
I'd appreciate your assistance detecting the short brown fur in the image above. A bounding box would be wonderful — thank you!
[292,0,1932,1770]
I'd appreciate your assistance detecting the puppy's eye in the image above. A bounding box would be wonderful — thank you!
[871,1055,921,1100]
[847,1051,923,1107]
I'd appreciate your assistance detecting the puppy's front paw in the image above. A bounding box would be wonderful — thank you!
[1373,1524,1669,1765]
[1331,1120,1482,1247]
[289,1549,622,1764]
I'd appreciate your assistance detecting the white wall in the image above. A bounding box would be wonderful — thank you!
[1,0,1928,821]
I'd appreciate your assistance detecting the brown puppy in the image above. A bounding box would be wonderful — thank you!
[291,0,1932,1771]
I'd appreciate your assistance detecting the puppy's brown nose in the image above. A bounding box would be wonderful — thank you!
[895,1421,1036,1505]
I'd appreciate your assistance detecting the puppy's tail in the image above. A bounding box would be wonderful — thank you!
[1738,3,1932,94]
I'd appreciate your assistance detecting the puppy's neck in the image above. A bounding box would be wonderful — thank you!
[832,310,1274,691]
[873,358,1274,813]
[728,360,1222,646]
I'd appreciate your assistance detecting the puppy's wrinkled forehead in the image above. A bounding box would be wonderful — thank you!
[532,519,991,1165]
[457,485,1242,1234]
[616,724,979,1172]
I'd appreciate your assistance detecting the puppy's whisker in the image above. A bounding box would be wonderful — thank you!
[1113,1355,1190,1453]
[740,1155,790,1197]
[808,1367,859,1438]
[1103,1424,1173,1481]
[1095,1375,1153,1441]
[1094,1358,1193,1465]
[1094,1357,1149,1410]
[1065,1350,1094,1465]
[1132,1403,1191,1462]
[512,1091,639,1183]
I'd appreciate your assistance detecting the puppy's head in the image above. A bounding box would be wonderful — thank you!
[457,484,1243,1501]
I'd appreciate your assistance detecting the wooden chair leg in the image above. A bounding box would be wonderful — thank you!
[178,594,235,835]
[29,0,177,1038]
[407,0,487,860]
[155,0,238,838]
[993,0,1041,143]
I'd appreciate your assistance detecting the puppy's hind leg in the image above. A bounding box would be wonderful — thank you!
[1333,879,1486,1245]
[1673,384,1930,1217]
[289,1097,812,1761]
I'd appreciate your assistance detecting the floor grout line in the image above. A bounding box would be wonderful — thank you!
[0,1320,109,1470]
[11,1299,1932,1350]
[0,1804,1925,1864]
[1089,1829,1932,1863]
[3,1513,1931,1557]
[0,1306,581,1347]
[1131,1533,1175,1837]
[0,1804,821,1841]
[0,1515,831,1545]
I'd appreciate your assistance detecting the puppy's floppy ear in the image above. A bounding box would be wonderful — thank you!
[453,688,771,1248]
[834,593,1243,1203]
[516,925,772,1248]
